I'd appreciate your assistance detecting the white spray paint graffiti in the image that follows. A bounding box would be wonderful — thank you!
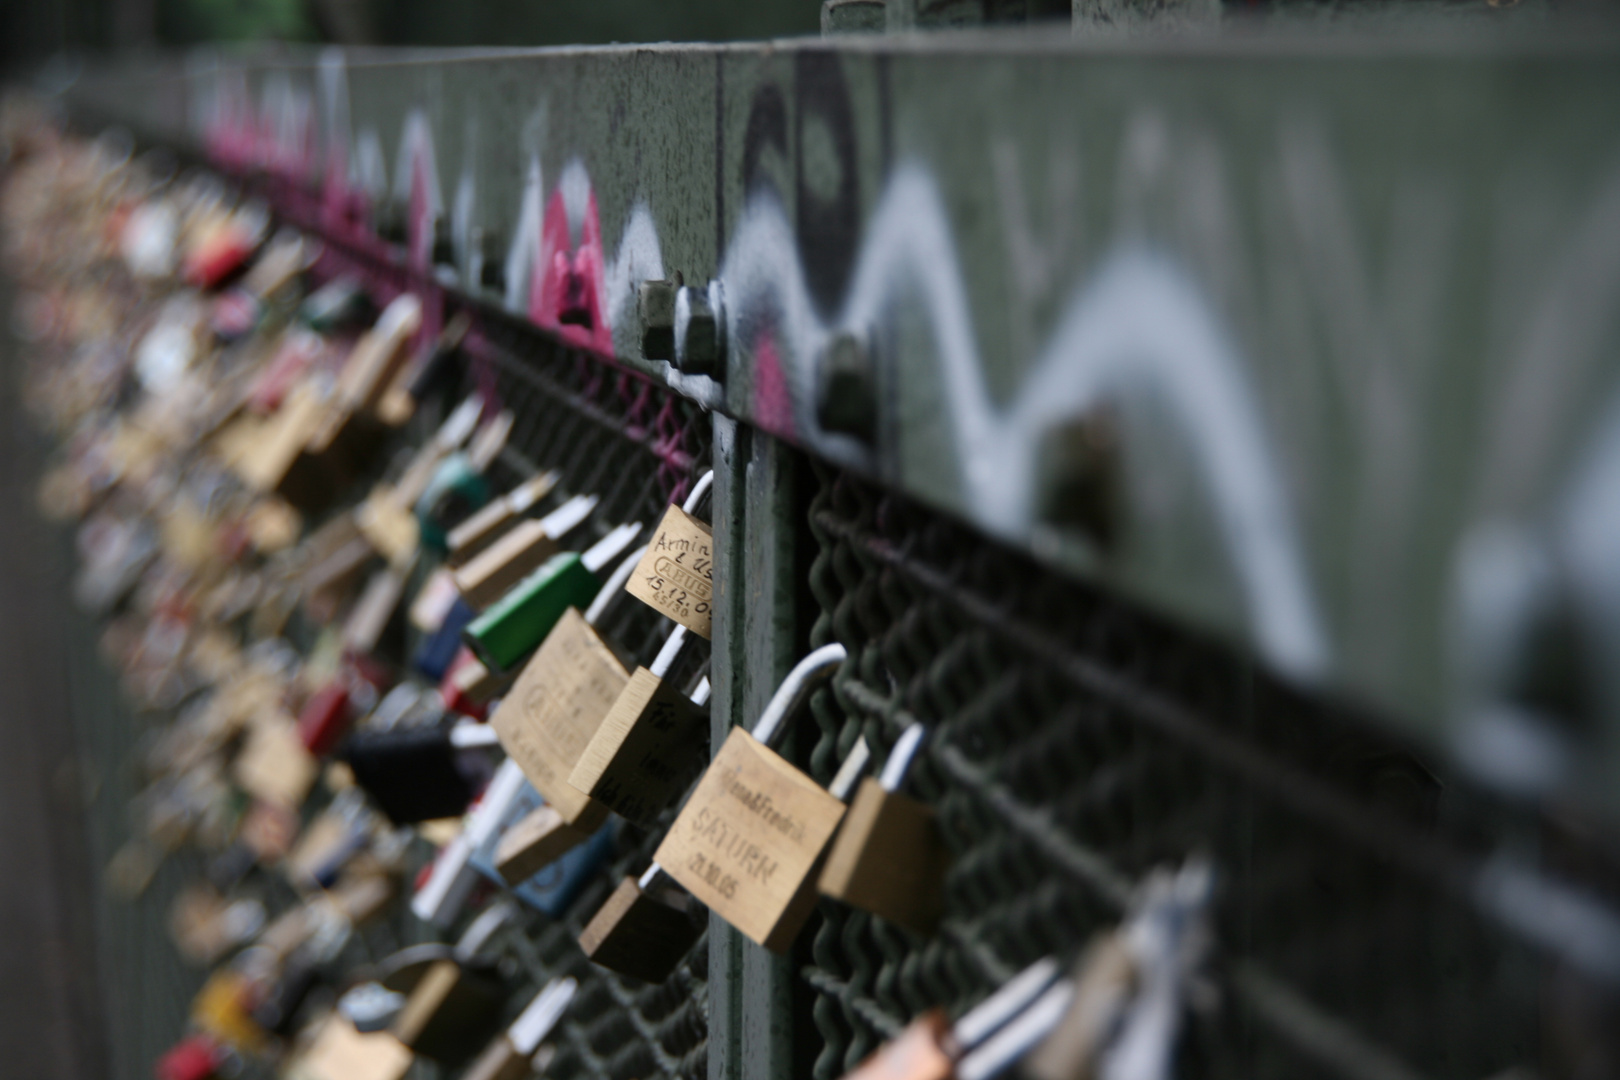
[725,170,1328,679]
[225,64,1330,682]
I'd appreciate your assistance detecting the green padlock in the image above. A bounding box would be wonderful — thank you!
[461,521,642,672]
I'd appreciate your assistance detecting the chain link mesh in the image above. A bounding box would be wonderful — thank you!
[798,462,1620,1080]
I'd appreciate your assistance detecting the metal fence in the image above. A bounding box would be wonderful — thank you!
[797,464,1620,1080]
[44,118,1620,1080]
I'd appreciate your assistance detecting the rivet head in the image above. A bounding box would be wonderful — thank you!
[638,279,676,360]
[1034,407,1121,552]
[815,330,877,442]
[673,282,725,377]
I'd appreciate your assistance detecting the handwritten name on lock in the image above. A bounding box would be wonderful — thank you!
[626,505,713,639]
[490,608,628,827]
[655,730,844,949]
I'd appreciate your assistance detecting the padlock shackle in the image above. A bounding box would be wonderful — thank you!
[956,979,1074,1080]
[750,643,846,749]
[537,492,599,540]
[453,899,514,959]
[682,469,715,516]
[509,976,577,1055]
[879,722,927,792]
[580,521,644,575]
[951,957,1064,1052]
[828,736,872,802]
[435,395,484,450]
[583,541,648,624]
[650,623,690,679]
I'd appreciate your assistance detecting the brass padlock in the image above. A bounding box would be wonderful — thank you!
[355,396,483,566]
[569,619,711,827]
[486,544,649,871]
[452,492,597,610]
[385,956,506,1067]
[287,1015,413,1080]
[625,470,715,639]
[576,863,705,983]
[654,643,866,952]
[383,906,514,1069]
[818,722,951,935]
[448,470,561,568]
[461,977,576,1080]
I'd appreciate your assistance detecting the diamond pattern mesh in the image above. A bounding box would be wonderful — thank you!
[441,301,714,1080]
[797,463,1620,1080]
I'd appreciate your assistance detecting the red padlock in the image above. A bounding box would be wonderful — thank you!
[297,683,353,756]
[155,1034,222,1080]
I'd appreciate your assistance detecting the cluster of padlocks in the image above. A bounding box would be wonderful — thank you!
[1,106,1213,1080]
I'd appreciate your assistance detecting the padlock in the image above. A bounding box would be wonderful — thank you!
[447,470,561,568]
[452,492,597,611]
[462,519,642,672]
[1022,859,1213,1080]
[286,1014,412,1080]
[411,759,531,928]
[494,813,616,916]
[439,647,517,719]
[461,977,576,1080]
[569,619,711,827]
[818,722,951,934]
[578,731,867,979]
[576,862,705,983]
[839,958,1074,1080]
[342,722,480,825]
[412,596,477,681]
[330,293,423,418]
[654,643,868,952]
[625,470,715,639]
[484,542,648,866]
[342,564,410,661]
[384,910,511,1068]
[402,311,471,404]
[355,396,484,566]
[839,859,1214,1080]
[413,410,513,553]
[233,707,318,810]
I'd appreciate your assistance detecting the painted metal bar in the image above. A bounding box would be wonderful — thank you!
[50,29,1620,820]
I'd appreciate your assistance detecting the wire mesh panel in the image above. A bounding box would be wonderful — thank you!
[797,463,1620,1080]
[435,302,715,1080]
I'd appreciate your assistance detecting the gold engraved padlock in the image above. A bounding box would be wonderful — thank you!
[453,492,597,610]
[655,643,860,952]
[818,722,951,935]
[569,621,710,826]
[486,545,647,871]
[447,471,560,568]
[488,606,627,834]
[625,471,714,639]
[584,733,868,980]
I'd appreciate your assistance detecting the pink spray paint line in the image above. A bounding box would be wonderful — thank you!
[529,186,614,356]
[408,149,434,273]
[751,330,797,440]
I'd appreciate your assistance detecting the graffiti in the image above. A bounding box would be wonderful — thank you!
[196,54,1336,683]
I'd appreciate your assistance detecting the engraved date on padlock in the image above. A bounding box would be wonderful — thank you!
[654,728,845,952]
[626,505,713,639]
